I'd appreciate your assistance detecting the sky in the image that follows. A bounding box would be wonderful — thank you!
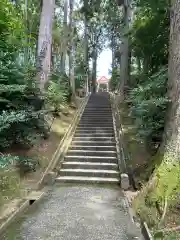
[97,48,112,79]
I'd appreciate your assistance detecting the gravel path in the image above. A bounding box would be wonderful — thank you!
[2,184,142,240]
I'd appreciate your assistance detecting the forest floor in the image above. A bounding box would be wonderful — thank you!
[0,101,78,225]
[119,103,180,240]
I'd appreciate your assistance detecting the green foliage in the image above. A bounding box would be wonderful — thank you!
[128,68,168,150]
[131,5,169,73]
[0,68,49,150]
[0,0,48,151]
[0,154,40,176]
[110,68,120,91]
[152,161,180,205]
[16,156,40,176]
[124,0,170,153]
[75,75,85,89]
[45,71,71,113]
[0,155,19,168]
[134,195,159,226]
[46,81,66,111]
[134,160,180,228]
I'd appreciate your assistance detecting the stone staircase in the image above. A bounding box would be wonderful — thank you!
[56,93,120,184]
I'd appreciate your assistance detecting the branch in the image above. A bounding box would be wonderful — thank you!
[159,196,168,225]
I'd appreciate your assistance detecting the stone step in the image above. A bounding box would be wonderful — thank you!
[64,155,118,163]
[80,120,113,123]
[84,107,111,109]
[56,176,119,184]
[83,109,112,112]
[82,116,112,118]
[74,133,115,137]
[79,119,113,122]
[85,102,110,104]
[81,117,112,120]
[76,126,114,130]
[80,119,113,123]
[67,149,117,157]
[78,123,114,128]
[83,109,111,111]
[62,161,119,170]
[72,136,115,142]
[88,101,110,102]
[81,116,113,119]
[59,169,119,178]
[84,108,111,111]
[84,109,111,111]
[83,113,111,115]
[84,103,110,105]
[70,145,116,151]
[78,123,113,127]
[82,113,112,116]
[71,140,116,146]
[85,106,111,109]
[75,129,114,134]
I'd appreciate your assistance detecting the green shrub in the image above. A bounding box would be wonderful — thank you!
[0,154,40,175]
[44,71,71,113]
[0,1,49,151]
[0,52,49,151]
[128,67,168,151]
[45,81,67,113]
[110,68,120,91]
[133,159,180,228]
[16,156,40,176]
[151,160,180,207]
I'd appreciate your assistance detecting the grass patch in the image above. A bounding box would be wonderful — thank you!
[0,168,21,210]
[133,157,180,238]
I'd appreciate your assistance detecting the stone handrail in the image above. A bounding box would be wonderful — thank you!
[110,92,128,172]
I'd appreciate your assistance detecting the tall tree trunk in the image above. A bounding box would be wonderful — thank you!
[37,0,55,89]
[61,0,68,73]
[112,33,116,70]
[143,57,149,74]
[51,44,54,69]
[119,1,131,100]
[161,0,180,157]
[83,0,89,94]
[69,0,75,100]
[24,0,29,65]
[137,57,141,73]
[92,46,97,93]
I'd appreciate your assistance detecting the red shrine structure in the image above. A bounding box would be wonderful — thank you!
[96,76,110,92]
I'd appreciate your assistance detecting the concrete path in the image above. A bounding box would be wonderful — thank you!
[2,185,142,240]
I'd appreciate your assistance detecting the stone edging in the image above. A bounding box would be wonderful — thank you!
[0,190,46,236]
[122,191,136,224]
[110,93,127,172]
[123,191,154,239]
[141,222,153,240]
